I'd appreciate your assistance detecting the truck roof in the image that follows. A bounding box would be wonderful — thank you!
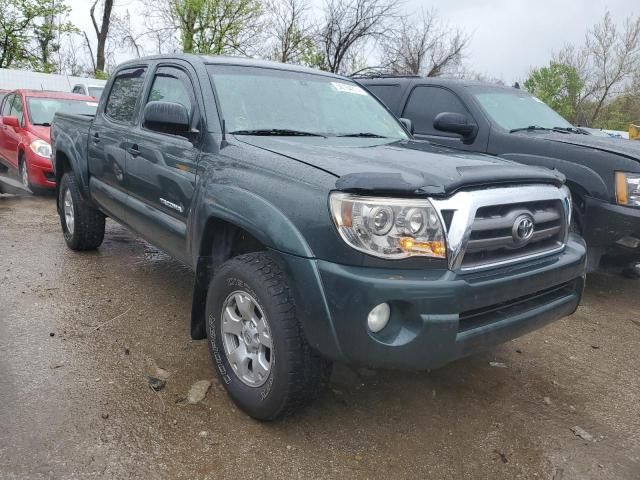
[356,75,514,91]
[116,54,349,81]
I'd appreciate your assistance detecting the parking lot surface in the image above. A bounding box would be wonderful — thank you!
[1,194,639,479]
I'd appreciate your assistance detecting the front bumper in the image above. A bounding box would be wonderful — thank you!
[26,152,55,189]
[583,197,640,256]
[279,235,586,370]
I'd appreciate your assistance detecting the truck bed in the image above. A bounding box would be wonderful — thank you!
[51,112,94,195]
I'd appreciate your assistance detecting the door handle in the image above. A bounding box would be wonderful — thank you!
[92,132,100,144]
[127,145,140,157]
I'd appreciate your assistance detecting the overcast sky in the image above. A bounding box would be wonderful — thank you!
[66,0,632,82]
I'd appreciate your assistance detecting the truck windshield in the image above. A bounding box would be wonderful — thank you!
[207,65,408,140]
[27,97,98,126]
[470,87,573,132]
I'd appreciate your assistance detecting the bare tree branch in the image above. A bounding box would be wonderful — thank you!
[380,8,469,77]
[317,0,400,74]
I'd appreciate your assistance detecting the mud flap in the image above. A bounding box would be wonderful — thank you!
[190,259,210,340]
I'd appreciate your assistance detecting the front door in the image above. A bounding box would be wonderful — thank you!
[88,66,147,222]
[125,64,200,262]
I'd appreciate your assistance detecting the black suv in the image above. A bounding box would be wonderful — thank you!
[357,75,640,272]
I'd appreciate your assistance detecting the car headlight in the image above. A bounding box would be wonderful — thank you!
[615,172,640,207]
[30,139,52,159]
[329,193,446,259]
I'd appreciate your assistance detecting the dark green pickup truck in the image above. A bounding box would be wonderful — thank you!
[51,55,586,420]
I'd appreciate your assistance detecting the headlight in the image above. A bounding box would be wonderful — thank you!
[329,193,446,259]
[615,172,640,207]
[30,139,52,159]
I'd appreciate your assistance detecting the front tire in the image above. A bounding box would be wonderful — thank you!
[59,173,105,251]
[206,252,331,420]
[19,155,31,191]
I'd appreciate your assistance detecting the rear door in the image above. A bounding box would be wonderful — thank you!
[4,95,25,168]
[125,63,201,262]
[402,85,487,151]
[0,94,15,163]
[88,66,147,222]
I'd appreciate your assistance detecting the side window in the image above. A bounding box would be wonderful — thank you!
[144,66,197,135]
[104,67,147,123]
[403,86,469,136]
[366,84,402,111]
[72,86,83,94]
[147,67,195,117]
[1,94,14,116]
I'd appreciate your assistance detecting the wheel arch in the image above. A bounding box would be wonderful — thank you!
[189,186,315,340]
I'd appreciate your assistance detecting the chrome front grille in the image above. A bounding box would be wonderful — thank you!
[430,185,571,272]
[462,200,565,269]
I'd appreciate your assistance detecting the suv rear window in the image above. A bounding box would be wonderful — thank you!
[105,68,146,123]
[364,84,403,111]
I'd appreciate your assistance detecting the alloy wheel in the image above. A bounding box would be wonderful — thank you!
[63,188,75,234]
[221,290,273,387]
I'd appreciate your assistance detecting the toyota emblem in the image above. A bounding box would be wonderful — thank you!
[512,214,535,245]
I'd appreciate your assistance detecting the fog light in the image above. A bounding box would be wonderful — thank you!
[368,303,390,333]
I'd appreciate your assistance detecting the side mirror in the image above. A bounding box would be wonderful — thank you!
[433,112,478,142]
[143,101,190,136]
[399,117,414,135]
[2,116,20,129]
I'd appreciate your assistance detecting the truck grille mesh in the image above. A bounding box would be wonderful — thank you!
[460,200,566,270]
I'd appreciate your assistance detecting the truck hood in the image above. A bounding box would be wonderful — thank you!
[535,132,640,162]
[236,136,564,196]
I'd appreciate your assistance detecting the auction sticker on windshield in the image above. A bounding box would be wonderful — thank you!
[331,82,367,95]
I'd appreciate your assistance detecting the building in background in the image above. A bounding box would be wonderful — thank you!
[0,69,106,97]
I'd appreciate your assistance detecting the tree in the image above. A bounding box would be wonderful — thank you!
[380,8,469,77]
[552,11,640,125]
[524,62,584,122]
[157,0,264,56]
[586,12,640,123]
[317,0,399,74]
[0,0,74,69]
[87,0,114,75]
[267,0,313,64]
[32,0,77,73]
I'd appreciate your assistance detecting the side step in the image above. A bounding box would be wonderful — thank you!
[0,175,31,196]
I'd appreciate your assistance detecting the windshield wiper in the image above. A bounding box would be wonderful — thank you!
[552,126,589,135]
[337,132,388,138]
[509,125,573,134]
[230,128,326,138]
[33,122,51,127]
[509,125,555,133]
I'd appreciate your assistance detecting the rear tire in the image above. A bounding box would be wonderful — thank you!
[59,173,105,251]
[206,252,331,420]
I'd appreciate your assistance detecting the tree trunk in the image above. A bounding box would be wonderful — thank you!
[90,0,114,74]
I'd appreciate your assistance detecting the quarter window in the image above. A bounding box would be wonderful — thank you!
[403,86,470,136]
[105,67,147,123]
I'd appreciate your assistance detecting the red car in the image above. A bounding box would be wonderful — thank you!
[0,90,98,193]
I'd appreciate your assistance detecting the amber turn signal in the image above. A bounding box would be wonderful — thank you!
[399,237,446,257]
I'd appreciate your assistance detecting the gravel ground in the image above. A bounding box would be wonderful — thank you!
[1,193,639,480]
